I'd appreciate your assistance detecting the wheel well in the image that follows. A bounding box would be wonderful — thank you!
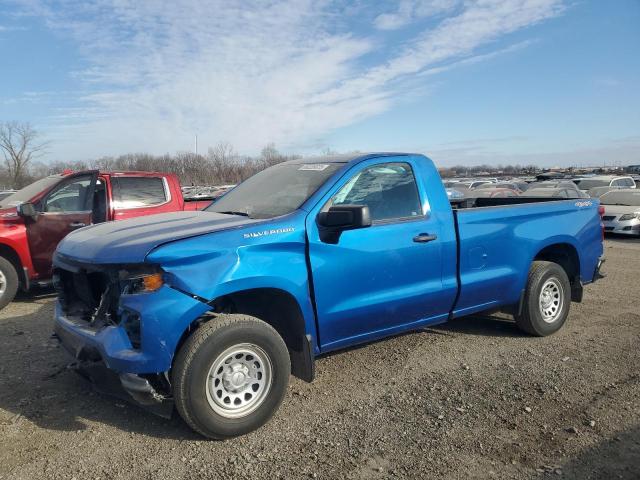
[534,243,582,301]
[0,244,26,289]
[175,288,314,382]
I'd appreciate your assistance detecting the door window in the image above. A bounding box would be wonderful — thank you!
[44,177,93,212]
[330,162,422,221]
[620,178,635,187]
[112,176,168,209]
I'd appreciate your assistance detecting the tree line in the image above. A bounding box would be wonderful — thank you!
[2,121,552,190]
[0,122,301,189]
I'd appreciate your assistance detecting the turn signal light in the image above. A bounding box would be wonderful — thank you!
[142,273,164,292]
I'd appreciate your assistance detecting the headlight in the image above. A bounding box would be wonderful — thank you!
[619,212,640,221]
[120,266,164,294]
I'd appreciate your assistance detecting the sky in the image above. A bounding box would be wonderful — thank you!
[0,0,639,167]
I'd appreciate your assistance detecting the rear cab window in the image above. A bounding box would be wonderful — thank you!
[112,176,168,209]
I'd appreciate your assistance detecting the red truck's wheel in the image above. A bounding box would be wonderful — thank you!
[515,261,571,336]
[0,257,19,310]
[172,314,290,439]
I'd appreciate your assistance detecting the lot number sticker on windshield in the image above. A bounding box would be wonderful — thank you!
[299,164,330,171]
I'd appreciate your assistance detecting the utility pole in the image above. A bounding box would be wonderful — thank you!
[195,135,198,156]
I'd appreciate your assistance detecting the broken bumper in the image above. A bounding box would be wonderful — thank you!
[54,284,212,415]
[54,284,211,373]
[69,360,174,418]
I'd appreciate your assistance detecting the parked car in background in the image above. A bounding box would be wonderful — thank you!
[574,175,636,192]
[513,182,531,192]
[586,186,622,198]
[445,188,466,199]
[183,185,235,202]
[0,190,17,201]
[467,187,519,198]
[475,182,523,193]
[457,180,493,189]
[524,187,587,199]
[600,190,640,236]
[0,171,212,309]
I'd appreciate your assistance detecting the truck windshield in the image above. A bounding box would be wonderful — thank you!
[0,175,64,209]
[206,162,343,219]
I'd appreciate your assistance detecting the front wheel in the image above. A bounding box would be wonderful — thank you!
[515,261,571,336]
[0,256,19,310]
[172,314,291,439]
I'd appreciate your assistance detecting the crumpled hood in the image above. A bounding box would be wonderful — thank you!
[56,211,262,264]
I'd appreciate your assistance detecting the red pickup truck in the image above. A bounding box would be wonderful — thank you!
[0,170,211,309]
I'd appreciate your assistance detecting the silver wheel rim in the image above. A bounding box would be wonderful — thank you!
[205,343,273,419]
[0,269,6,296]
[539,278,563,323]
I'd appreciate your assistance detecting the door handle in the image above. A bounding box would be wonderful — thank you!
[413,233,437,243]
[69,222,86,228]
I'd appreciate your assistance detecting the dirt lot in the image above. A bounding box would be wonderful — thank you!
[0,237,638,480]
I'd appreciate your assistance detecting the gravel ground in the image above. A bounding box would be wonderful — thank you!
[0,237,638,480]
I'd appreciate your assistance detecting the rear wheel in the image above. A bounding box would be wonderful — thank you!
[172,314,290,439]
[515,261,571,336]
[0,256,19,310]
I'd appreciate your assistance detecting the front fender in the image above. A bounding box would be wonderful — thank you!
[146,212,319,352]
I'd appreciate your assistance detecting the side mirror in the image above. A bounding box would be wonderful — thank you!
[17,202,37,218]
[317,204,371,243]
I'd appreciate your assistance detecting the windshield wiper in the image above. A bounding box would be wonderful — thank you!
[216,210,250,217]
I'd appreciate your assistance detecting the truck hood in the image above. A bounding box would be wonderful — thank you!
[56,211,262,264]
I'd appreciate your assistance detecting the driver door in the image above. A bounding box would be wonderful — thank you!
[306,159,454,351]
[26,172,98,278]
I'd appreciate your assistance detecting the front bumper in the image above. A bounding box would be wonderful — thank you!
[54,284,211,374]
[603,219,640,235]
[69,359,174,418]
[54,284,212,416]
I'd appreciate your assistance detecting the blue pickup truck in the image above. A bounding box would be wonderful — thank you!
[52,153,604,439]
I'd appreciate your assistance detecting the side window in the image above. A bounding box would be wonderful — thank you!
[330,162,422,221]
[44,176,93,213]
[112,177,168,209]
[623,178,635,187]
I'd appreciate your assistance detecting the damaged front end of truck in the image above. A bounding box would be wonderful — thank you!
[52,252,211,418]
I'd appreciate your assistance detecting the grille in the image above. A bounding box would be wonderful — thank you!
[55,267,120,325]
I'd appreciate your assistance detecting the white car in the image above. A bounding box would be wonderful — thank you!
[574,175,636,192]
[600,190,640,236]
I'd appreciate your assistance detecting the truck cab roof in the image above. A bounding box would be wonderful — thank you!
[282,152,414,165]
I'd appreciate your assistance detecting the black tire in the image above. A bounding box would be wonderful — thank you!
[0,256,19,311]
[515,261,571,337]
[172,314,290,439]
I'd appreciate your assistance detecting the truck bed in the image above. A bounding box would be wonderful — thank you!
[450,196,575,209]
[449,196,602,319]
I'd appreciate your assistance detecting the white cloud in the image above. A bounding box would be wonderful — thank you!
[11,0,565,159]
[374,0,460,30]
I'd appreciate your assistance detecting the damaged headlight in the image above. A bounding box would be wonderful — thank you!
[120,265,165,294]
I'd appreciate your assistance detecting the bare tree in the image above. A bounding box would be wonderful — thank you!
[0,122,48,188]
